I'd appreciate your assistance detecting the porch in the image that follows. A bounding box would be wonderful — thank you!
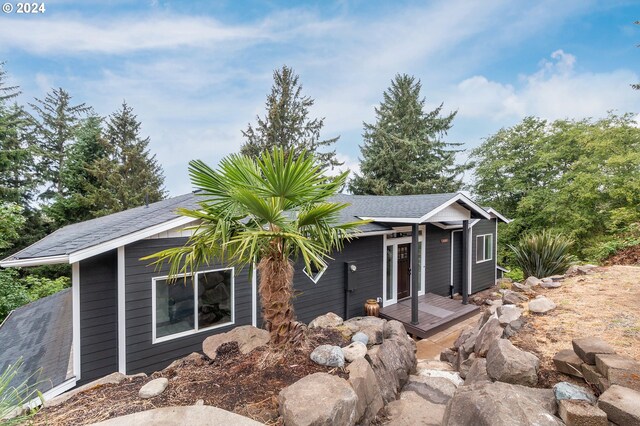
[379,292,480,339]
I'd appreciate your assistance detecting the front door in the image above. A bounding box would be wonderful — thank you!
[397,243,411,299]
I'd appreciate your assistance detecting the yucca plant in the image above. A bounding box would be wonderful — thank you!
[508,230,576,278]
[0,358,43,424]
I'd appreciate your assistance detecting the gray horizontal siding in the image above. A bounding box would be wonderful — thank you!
[124,238,253,374]
[425,224,452,297]
[472,219,497,293]
[79,250,118,383]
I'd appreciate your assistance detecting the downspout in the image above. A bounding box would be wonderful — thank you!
[462,220,469,305]
[411,223,420,325]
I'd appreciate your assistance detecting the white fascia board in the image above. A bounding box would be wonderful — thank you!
[117,247,126,374]
[25,377,77,409]
[68,216,198,264]
[486,208,512,223]
[431,222,464,230]
[353,229,396,237]
[420,193,491,223]
[0,254,69,268]
[467,219,482,228]
[358,216,421,224]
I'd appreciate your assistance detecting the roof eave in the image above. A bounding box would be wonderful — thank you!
[0,254,70,268]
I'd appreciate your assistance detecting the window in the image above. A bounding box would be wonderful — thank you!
[153,268,234,343]
[303,263,328,284]
[476,234,493,263]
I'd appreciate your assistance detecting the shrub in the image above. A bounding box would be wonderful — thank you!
[24,276,70,300]
[508,230,576,278]
[0,270,30,322]
[0,358,43,424]
[504,267,524,283]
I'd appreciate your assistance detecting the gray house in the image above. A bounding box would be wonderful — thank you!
[0,191,508,399]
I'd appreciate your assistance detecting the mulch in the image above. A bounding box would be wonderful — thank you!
[603,244,640,266]
[33,328,348,425]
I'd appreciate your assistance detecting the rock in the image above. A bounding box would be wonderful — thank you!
[347,358,384,425]
[309,312,344,329]
[386,391,446,426]
[416,360,455,372]
[139,378,169,399]
[486,339,539,386]
[540,280,562,289]
[351,331,369,345]
[455,325,479,355]
[548,274,565,281]
[572,337,616,365]
[202,325,270,360]
[92,406,264,426]
[497,305,523,326]
[566,264,598,277]
[367,335,417,404]
[194,399,204,406]
[474,315,503,357]
[553,382,596,404]
[343,316,385,345]
[525,276,543,287]
[558,400,608,426]
[464,358,490,385]
[417,369,464,387]
[581,364,610,393]
[528,296,557,314]
[595,353,640,392]
[513,281,536,294]
[341,341,367,363]
[311,345,345,367]
[458,353,476,379]
[597,385,640,426]
[503,318,524,338]
[279,373,358,426]
[166,352,206,370]
[402,375,458,404]
[440,348,457,364]
[46,372,135,407]
[384,320,409,340]
[502,290,528,305]
[553,349,585,378]
[442,381,560,426]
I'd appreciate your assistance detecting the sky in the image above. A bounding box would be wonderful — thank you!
[1,0,639,195]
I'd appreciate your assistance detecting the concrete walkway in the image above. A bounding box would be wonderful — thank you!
[92,405,264,426]
[415,312,481,360]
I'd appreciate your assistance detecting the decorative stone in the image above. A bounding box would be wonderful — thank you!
[309,312,343,329]
[597,385,640,426]
[513,281,536,294]
[474,315,503,357]
[503,318,524,338]
[553,382,596,404]
[486,339,539,386]
[351,331,369,345]
[385,391,445,426]
[581,364,610,393]
[525,276,543,287]
[497,305,523,326]
[367,332,416,404]
[540,280,562,289]
[458,353,476,379]
[416,360,455,372]
[502,290,528,305]
[566,264,598,277]
[343,316,385,345]
[417,369,464,387]
[139,378,169,399]
[383,320,409,340]
[310,345,345,367]
[402,375,458,404]
[558,400,608,426]
[278,373,358,426]
[341,341,367,363]
[595,353,640,392]
[528,296,557,314]
[464,358,490,385]
[442,381,561,426]
[572,337,616,365]
[202,325,270,360]
[347,358,383,425]
[440,348,457,365]
[553,349,584,378]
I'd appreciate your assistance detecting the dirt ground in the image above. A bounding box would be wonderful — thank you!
[32,328,348,425]
[511,265,640,388]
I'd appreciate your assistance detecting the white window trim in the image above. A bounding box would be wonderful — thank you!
[303,264,328,284]
[151,267,235,344]
[476,234,493,263]
[382,226,426,307]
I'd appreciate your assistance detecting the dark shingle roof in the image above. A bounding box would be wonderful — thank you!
[0,289,72,393]
[2,192,470,263]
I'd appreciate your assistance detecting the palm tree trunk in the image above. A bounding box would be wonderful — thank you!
[257,256,305,346]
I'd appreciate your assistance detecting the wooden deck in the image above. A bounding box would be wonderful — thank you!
[379,293,480,339]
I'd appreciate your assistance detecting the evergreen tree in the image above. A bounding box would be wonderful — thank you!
[349,74,466,195]
[29,88,91,201]
[241,65,341,169]
[100,101,166,211]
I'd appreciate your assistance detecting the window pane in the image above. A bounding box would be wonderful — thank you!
[476,236,483,261]
[485,235,493,260]
[155,277,195,339]
[198,270,233,329]
[386,245,394,301]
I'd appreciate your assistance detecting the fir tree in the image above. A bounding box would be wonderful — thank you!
[101,101,166,211]
[29,88,91,201]
[349,74,467,195]
[241,65,341,169]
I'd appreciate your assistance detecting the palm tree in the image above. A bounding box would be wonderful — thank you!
[144,149,365,345]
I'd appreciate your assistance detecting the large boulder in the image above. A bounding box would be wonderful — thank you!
[464,358,490,385]
[558,400,608,426]
[595,353,640,391]
[311,345,345,367]
[524,276,543,287]
[486,339,539,386]
[347,358,384,425]
[597,385,640,426]
[553,349,584,378]
[367,329,416,404]
[309,312,343,329]
[402,375,458,405]
[385,391,446,426]
[278,372,358,426]
[474,315,503,357]
[202,325,270,360]
[343,316,385,345]
[528,296,556,314]
[442,381,560,426]
[341,341,367,363]
[572,337,616,365]
[497,305,523,327]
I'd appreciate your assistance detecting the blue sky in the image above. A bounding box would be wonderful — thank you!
[1,0,639,195]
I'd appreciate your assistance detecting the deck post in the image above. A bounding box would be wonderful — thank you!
[462,219,469,305]
[411,223,420,325]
